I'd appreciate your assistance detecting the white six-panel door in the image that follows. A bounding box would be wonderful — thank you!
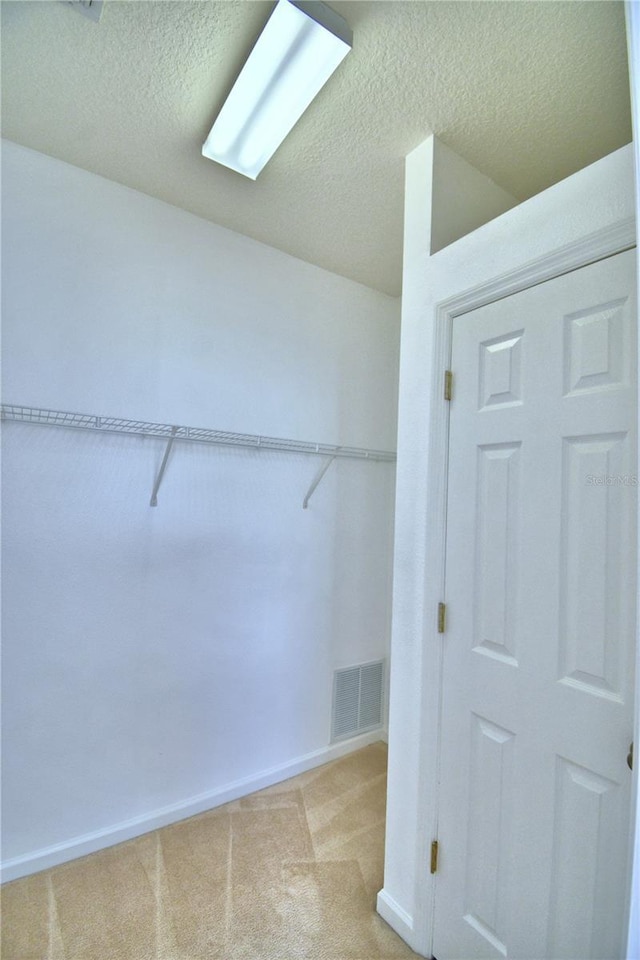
[433,249,637,960]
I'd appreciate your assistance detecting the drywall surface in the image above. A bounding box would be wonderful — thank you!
[0,140,399,874]
[430,136,518,254]
[381,138,635,954]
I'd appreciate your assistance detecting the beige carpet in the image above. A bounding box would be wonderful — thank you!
[1,742,420,959]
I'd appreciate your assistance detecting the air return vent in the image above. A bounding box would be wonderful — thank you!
[332,660,384,742]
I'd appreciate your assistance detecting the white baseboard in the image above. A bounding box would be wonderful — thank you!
[377,888,425,956]
[1,730,387,884]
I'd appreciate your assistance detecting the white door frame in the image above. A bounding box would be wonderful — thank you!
[413,217,638,957]
[623,9,640,956]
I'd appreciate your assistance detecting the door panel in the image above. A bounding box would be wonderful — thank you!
[463,713,515,955]
[560,432,629,698]
[433,250,637,960]
[546,758,625,960]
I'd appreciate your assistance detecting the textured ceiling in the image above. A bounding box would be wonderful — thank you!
[1,0,632,296]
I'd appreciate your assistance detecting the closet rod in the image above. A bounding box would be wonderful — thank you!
[1,404,397,463]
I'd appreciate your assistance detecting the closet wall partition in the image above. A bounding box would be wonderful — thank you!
[0,140,400,880]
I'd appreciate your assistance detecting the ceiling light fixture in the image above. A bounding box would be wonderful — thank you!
[202,0,352,180]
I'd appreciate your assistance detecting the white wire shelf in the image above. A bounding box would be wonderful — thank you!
[1,404,396,507]
[1,404,396,461]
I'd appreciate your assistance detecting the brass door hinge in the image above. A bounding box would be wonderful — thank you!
[437,602,446,634]
[430,840,439,874]
[444,370,453,401]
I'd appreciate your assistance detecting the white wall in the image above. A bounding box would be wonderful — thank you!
[430,137,517,254]
[0,140,400,878]
[379,138,635,956]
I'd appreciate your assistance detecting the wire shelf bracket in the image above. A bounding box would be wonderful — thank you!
[149,426,178,507]
[303,455,337,509]
[2,404,396,508]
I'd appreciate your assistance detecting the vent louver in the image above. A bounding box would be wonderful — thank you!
[332,660,384,742]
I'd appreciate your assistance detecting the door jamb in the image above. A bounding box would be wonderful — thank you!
[416,216,637,957]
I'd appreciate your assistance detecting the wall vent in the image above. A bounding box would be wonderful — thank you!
[332,660,384,742]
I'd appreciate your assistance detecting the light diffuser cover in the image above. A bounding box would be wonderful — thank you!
[202,0,352,179]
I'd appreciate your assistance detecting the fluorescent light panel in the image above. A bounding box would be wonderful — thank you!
[202,0,352,180]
